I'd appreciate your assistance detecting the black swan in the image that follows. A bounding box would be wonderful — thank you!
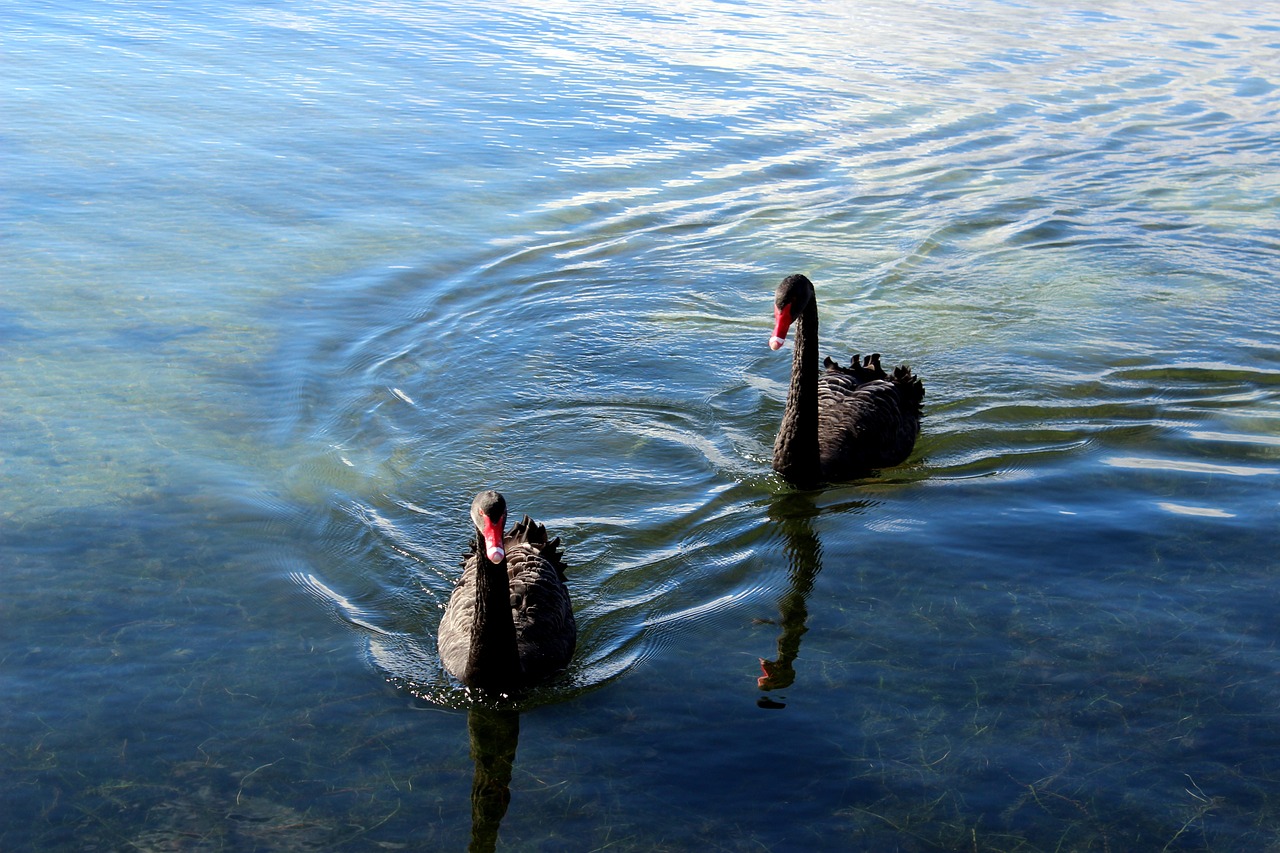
[769,273,924,487]
[438,491,576,693]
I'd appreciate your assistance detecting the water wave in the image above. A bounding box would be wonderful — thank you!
[234,0,1280,727]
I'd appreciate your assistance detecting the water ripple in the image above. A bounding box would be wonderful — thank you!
[224,0,1280,726]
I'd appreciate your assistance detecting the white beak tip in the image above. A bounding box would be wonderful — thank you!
[768,336,785,351]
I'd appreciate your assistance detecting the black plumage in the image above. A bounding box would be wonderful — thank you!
[769,274,924,487]
[438,491,576,694]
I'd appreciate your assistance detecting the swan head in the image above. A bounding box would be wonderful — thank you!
[770,274,813,350]
[470,490,507,563]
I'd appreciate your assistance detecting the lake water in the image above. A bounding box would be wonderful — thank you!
[3,0,1279,849]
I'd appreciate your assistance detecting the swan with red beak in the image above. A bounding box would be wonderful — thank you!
[438,490,577,694]
[768,273,925,487]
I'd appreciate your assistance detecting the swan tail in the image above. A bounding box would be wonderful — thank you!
[890,364,925,416]
[823,352,889,384]
[509,514,546,545]
[826,353,924,415]
[508,515,568,579]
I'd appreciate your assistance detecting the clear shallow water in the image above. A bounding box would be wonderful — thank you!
[3,0,1279,849]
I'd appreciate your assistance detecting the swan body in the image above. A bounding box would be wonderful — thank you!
[438,491,576,693]
[769,274,924,487]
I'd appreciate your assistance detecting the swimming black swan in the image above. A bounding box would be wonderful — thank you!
[438,491,576,693]
[769,273,924,488]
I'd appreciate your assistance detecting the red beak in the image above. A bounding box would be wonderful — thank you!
[481,515,505,563]
[769,304,793,350]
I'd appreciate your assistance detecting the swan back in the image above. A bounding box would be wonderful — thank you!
[503,516,575,686]
[817,353,924,478]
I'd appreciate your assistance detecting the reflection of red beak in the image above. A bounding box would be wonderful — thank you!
[481,516,505,563]
[757,656,795,691]
[757,658,771,688]
[769,304,793,350]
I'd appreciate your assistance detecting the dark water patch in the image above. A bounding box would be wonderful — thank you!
[1230,76,1276,98]
[111,322,211,348]
[764,473,1280,848]
[1110,362,1280,387]
[0,493,388,849]
[0,308,42,345]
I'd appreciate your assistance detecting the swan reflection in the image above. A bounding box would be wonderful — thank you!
[755,493,824,706]
[756,492,877,708]
[465,706,521,853]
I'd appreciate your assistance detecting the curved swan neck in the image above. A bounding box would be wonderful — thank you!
[465,531,520,690]
[773,297,822,487]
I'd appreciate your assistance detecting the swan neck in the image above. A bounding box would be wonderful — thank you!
[773,298,821,487]
[465,531,520,690]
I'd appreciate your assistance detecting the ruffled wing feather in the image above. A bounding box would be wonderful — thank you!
[817,353,924,479]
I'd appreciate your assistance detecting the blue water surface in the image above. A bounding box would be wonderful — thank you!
[3,0,1279,849]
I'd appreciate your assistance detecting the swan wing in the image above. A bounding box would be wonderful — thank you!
[506,517,576,683]
[437,555,479,680]
[817,359,923,477]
